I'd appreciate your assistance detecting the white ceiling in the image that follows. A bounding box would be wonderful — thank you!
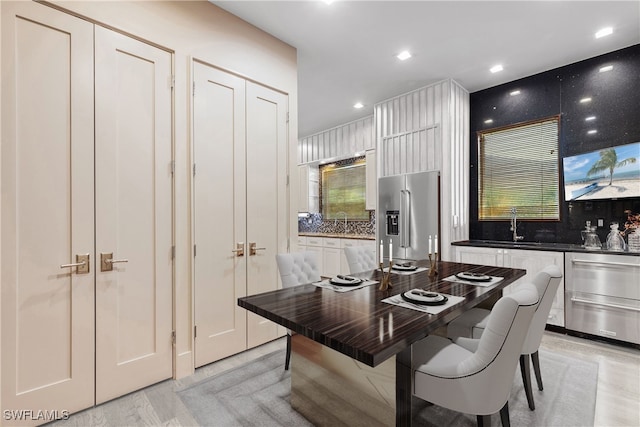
[211,1,640,138]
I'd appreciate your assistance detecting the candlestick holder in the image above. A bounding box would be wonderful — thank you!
[428,253,439,278]
[378,261,393,291]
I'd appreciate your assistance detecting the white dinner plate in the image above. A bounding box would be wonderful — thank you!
[329,276,363,286]
[401,289,448,305]
[392,263,418,271]
[456,271,492,282]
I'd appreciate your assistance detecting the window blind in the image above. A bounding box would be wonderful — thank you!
[321,162,368,220]
[478,118,560,221]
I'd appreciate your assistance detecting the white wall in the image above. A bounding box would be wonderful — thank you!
[23,0,298,378]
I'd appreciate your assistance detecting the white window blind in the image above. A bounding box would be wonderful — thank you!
[478,117,560,221]
[321,162,368,220]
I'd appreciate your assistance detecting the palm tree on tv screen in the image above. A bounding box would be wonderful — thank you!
[587,148,637,185]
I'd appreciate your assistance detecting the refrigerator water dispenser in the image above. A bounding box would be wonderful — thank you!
[386,210,399,236]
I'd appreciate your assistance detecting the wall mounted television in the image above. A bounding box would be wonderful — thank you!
[562,141,640,201]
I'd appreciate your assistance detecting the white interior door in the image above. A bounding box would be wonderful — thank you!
[192,61,248,367]
[1,2,95,419]
[94,26,173,404]
[246,82,289,347]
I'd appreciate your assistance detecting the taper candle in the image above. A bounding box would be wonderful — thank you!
[435,235,438,254]
[428,235,432,255]
[389,239,393,263]
[379,240,383,264]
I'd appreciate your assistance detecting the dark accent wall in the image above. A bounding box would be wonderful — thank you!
[470,44,640,245]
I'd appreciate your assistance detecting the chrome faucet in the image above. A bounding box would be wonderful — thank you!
[510,207,524,242]
[335,211,348,233]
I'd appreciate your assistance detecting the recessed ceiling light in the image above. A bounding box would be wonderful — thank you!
[397,51,412,61]
[353,102,364,109]
[595,27,613,39]
[587,129,598,135]
[323,0,335,5]
[510,90,521,96]
[599,65,613,73]
[585,116,596,121]
[579,97,592,103]
[490,64,503,73]
[484,119,494,124]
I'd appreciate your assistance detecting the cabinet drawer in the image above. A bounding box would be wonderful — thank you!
[565,253,640,299]
[323,238,341,248]
[307,237,324,247]
[566,291,640,344]
[297,236,307,246]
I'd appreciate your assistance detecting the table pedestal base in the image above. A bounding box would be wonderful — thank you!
[291,334,396,426]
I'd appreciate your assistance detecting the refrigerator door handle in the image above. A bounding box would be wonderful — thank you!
[401,189,411,248]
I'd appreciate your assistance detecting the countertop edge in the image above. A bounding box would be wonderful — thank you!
[452,240,640,256]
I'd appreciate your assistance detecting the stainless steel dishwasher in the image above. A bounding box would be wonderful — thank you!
[565,252,640,345]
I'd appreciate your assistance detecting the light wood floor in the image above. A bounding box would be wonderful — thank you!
[52,331,639,426]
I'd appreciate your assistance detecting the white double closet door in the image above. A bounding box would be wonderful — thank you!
[1,1,173,419]
[192,61,288,367]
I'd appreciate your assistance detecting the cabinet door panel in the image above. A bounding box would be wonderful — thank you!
[1,2,95,416]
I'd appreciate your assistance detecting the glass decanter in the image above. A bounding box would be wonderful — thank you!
[606,222,626,252]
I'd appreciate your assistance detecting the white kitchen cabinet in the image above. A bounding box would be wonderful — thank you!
[298,164,319,213]
[451,245,565,326]
[322,238,341,278]
[297,236,307,251]
[306,237,325,274]
[365,149,377,210]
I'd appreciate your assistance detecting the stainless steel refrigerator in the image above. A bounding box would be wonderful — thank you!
[378,170,440,261]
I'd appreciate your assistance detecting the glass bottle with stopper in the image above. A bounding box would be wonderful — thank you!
[606,222,626,252]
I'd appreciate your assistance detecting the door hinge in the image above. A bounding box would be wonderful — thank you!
[194,244,197,257]
[286,112,290,123]
[171,330,176,344]
[168,75,175,89]
[286,174,290,186]
[171,245,175,260]
[170,160,175,175]
[194,326,197,339]
[287,238,290,251]
[193,163,196,176]
[193,81,196,96]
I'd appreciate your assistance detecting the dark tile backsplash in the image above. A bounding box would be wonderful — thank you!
[469,44,640,245]
[298,212,375,236]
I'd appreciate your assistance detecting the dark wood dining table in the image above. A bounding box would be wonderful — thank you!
[238,259,526,426]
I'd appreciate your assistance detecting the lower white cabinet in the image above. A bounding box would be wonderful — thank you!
[451,245,565,327]
[299,235,376,277]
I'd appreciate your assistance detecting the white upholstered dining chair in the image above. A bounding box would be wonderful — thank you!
[344,245,377,274]
[275,251,321,370]
[412,283,539,427]
[447,265,563,410]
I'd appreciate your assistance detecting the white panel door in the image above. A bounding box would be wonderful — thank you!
[94,26,173,404]
[192,62,248,367]
[246,82,289,348]
[1,2,95,419]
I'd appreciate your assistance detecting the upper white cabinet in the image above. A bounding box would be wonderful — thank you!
[298,164,319,213]
[365,149,377,210]
[299,115,374,164]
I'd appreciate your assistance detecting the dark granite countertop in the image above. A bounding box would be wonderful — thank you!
[299,232,375,240]
[452,240,640,256]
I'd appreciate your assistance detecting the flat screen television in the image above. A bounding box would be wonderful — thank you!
[562,141,640,201]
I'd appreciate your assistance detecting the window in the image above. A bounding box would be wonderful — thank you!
[478,117,560,221]
[321,158,368,220]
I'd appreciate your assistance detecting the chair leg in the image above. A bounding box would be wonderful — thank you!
[531,351,544,391]
[285,333,292,371]
[476,414,491,427]
[519,354,535,410]
[499,402,510,427]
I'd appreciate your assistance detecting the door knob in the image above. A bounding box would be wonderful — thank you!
[60,254,90,274]
[231,242,245,257]
[100,252,129,272]
[249,242,266,256]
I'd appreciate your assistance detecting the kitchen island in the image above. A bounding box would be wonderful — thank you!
[238,260,526,426]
